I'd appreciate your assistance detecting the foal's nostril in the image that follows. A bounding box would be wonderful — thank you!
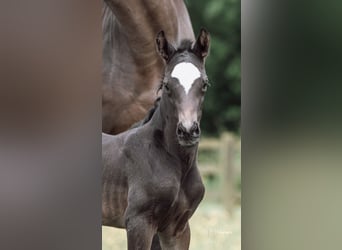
[190,122,200,136]
[177,122,200,138]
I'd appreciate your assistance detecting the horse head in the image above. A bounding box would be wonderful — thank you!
[156,28,210,146]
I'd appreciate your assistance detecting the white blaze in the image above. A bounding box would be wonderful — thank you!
[171,62,201,94]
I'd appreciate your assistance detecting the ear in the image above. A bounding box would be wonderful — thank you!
[193,28,210,59]
[156,31,175,62]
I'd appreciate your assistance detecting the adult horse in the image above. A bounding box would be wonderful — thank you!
[102,29,210,249]
[102,0,195,134]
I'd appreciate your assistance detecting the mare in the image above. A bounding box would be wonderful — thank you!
[102,0,195,134]
[102,29,210,250]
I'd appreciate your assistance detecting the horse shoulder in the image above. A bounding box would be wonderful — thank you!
[181,164,205,209]
[124,156,181,220]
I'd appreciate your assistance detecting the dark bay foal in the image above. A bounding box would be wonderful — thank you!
[102,29,210,250]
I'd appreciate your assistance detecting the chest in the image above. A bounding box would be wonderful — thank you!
[124,142,204,230]
[150,173,205,232]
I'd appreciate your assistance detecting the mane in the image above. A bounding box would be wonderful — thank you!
[176,39,194,53]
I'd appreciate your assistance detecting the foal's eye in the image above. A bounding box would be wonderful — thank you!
[164,83,170,91]
[202,81,210,92]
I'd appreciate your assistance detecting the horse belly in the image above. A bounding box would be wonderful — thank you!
[102,181,128,228]
[102,83,155,134]
[102,136,129,228]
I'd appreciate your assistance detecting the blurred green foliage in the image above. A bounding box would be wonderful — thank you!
[186,0,241,135]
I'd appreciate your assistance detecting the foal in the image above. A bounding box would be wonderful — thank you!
[102,29,210,250]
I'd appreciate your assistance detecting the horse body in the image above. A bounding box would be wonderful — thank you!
[102,106,205,249]
[102,29,210,249]
[102,0,194,134]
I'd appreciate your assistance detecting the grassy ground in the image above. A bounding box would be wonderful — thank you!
[102,202,240,250]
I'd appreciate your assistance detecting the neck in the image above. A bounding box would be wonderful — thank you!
[103,0,194,65]
[149,97,198,167]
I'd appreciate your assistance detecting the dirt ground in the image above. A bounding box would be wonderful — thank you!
[102,203,241,250]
